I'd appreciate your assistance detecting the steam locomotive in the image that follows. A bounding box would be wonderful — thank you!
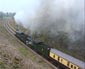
[15,31,85,69]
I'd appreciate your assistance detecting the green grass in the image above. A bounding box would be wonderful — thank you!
[0,59,8,69]
[18,47,28,56]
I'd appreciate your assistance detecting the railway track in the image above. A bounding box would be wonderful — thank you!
[4,19,58,69]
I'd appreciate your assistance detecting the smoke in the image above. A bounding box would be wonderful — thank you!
[15,0,84,40]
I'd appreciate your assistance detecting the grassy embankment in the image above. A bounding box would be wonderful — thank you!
[0,18,53,69]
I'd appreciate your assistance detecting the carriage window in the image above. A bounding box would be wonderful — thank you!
[74,66,76,69]
[61,59,63,62]
[67,62,69,66]
[53,55,55,58]
[71,65,73,68]
[58,57,60,61]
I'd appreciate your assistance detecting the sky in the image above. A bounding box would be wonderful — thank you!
[0,0,41,17]
[0,0,41,12]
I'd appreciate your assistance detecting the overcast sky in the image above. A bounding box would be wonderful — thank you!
[0,0,41,16]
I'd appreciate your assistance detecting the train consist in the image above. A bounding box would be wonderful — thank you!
[15,31,85,69]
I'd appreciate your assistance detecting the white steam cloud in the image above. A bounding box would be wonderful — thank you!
[15,0,84,39]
